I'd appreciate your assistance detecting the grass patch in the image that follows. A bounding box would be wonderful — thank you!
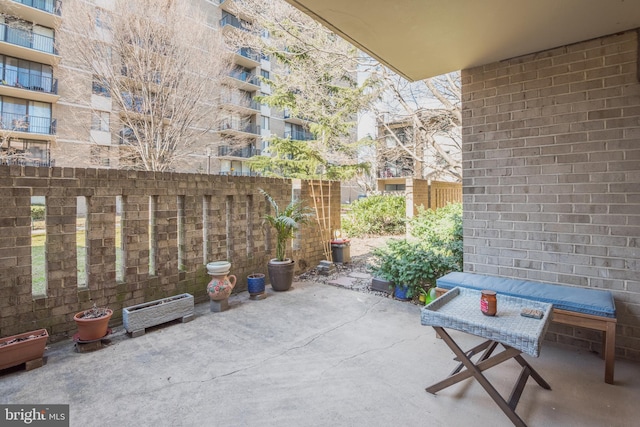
[31,230,122,296]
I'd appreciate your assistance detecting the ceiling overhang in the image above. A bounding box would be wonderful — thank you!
[285,0,640,81]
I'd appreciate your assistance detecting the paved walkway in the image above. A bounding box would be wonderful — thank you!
[2,280,640,426]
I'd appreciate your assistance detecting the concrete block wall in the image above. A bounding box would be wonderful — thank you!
[462,30,640,360]
[0,166,338,341]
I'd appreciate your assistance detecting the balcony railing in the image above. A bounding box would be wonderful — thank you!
[0,156,54,167]
[378,169,414,178]
[220,14,248,31]
[0,23,57,55]
[12,0,62,16]
[236,47,260,62]
[217,145,260,158]
[219,120,260,135]
[1,70,58,94]
[221,95,259,111]
[228,70,259,86]
[283,109,312,122]
[0,112,56,135]
[285,129,314,141]
[218,171,260,177]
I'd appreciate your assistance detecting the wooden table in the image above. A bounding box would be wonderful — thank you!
[421,287,554,427]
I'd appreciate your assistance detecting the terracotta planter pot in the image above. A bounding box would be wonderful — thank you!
[73,309,113,341]
[268,260,295,291]
[0,329,48,371]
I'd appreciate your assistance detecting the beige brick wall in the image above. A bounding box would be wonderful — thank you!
[462,30,640,360]
[0,166,339,341]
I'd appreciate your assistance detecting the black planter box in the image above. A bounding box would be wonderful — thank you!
[371,277,393,294]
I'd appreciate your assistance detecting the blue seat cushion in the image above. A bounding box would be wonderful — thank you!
[436,272,616,318]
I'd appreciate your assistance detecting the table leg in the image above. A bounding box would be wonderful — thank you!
[427,327,531,427]
[427,342,521,393]
[451,340,495,375]
[513,355,551,390]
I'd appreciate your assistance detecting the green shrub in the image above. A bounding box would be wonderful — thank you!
[342,195,406,237]
[369,239,460,298]
[31,205,46,221]
[409,202,463,271]
[368,203,463,299]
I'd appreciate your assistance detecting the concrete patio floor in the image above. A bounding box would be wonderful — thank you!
[2,280,639,427]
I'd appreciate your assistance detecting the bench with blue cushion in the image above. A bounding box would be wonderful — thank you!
[435,271,617,384]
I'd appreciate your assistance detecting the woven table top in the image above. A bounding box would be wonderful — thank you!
[421,287,553,357]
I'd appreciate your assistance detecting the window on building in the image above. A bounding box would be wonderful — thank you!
[119,127,136,145]
[91,111,110,132]
[261,116,270,131]
[0,55,53,92]
[1,138,50,165]
[92,76,110,97]
[260,69,270,80]
[122,92,145,113]
[0,96,52,134]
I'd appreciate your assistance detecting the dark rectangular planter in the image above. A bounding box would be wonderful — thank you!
[371,277,394,295]
[123,293,194,337]
[0,329,48,371]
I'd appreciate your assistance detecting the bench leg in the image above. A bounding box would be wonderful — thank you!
[604,322,616,384]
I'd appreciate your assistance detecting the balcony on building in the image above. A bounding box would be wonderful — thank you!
[0,111,57,140]
[117,92,171,124]
[0,68,59,103]
[218,119,260,137]
[0,136,54,166]
[0,22,59,64]
[217,0,231,9]
[217,144,261,159]
[220,12,249,33]
[234,47,260,68]
[285,129,314,141]
[283,108,310,126]
[378,167,414,179]
[219,170,260,177]
[221,93,260,114]
[226,68,260,90]
[8,0,62,28]
[0,156,54,167]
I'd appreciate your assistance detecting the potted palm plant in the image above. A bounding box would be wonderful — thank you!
[260,189,313,291]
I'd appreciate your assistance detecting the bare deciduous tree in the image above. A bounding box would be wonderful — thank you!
[373,69,462,181]
[0,116,34,165]
[59,0,232,171]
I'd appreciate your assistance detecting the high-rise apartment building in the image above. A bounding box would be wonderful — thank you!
[214,0,316,176]
[214,0,266,176]
[0,0,316,174]
[0,0,60,167]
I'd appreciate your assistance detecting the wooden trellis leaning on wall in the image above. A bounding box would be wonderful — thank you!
[309,179,332,262]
